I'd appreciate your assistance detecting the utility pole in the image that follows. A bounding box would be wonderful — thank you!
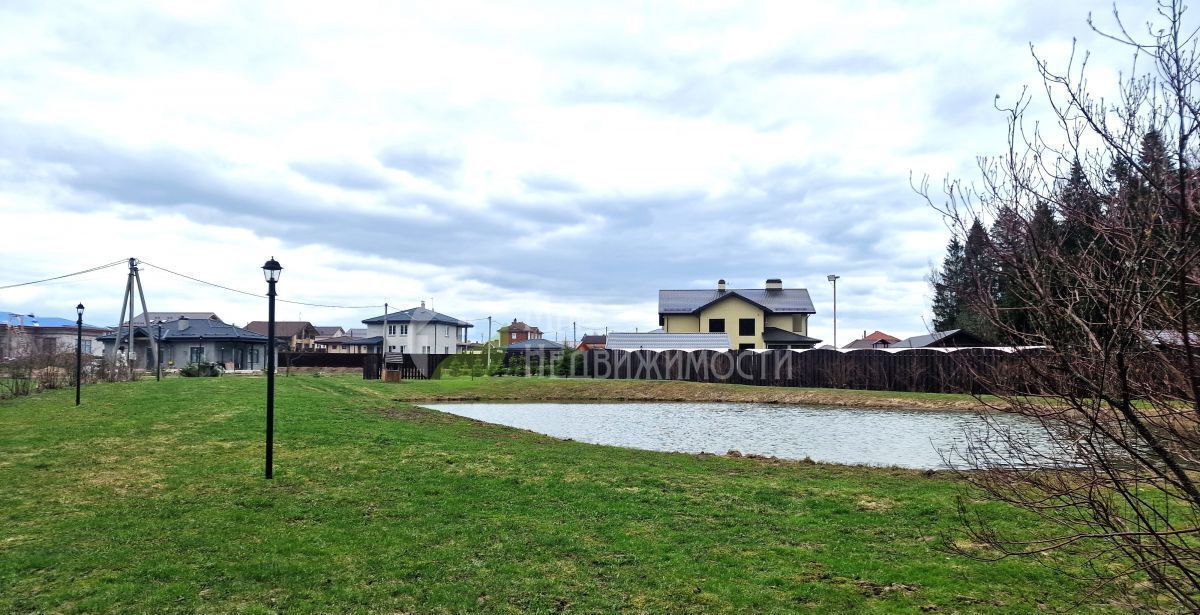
[487,316,492,371]
[112,258,155,379]
[573,321,577,348]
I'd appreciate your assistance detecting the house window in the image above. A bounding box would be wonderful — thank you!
[190,347,204,363]
[249,348,260,366]
[399,345,405,353]
[739,318,755,336]
[387,325,396,335]
[739,343,755,350]
[399,324,408,335]
[444,346,449,354]
[388,345,396,352]
[708,318,725,333]
[81,340,92,353]
[659,314,665,326]
[444,328,448,338]
[422,345,430,354]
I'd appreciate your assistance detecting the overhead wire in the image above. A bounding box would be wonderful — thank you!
[138,260,384,310]
[0,259,128,290]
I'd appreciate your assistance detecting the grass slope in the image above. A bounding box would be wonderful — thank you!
[0,376,1122,613]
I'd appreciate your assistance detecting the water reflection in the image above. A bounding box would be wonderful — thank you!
[423,402,1068,470]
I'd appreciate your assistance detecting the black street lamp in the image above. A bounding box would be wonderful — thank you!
[262,257,282,479]
[155,319,164,381]
[75,303,84,406]
[827,274,840,348]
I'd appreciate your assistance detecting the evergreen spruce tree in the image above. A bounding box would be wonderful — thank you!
[930,235,965,331]
[989,205,1030,340]
[1060,157,1101,255]
[957,218,997,340]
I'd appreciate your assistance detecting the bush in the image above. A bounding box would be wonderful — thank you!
[180,362,223,377]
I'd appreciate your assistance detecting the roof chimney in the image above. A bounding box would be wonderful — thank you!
[717,279,726,292]
[420,300,426,309]
[765,278,783,290]
[178,316,189,331]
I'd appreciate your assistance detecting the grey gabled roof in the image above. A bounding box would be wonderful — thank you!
[127,312,221,325]
[890,330,956,348]
[362,306,474,327]
[98,318,268,343]
[761,327,822,344]
[606,332,731,351]
[658,288,815,315]
[507,338,564,351]
[891,329,990,348]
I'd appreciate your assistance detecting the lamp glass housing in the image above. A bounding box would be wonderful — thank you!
[76,303,84,317]
[262,257,283,283]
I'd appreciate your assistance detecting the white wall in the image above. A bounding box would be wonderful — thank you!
[366,320,467,354]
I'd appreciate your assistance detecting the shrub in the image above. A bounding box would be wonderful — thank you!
[180,362,223,377]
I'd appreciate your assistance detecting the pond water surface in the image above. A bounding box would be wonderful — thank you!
[423,402,1066,470]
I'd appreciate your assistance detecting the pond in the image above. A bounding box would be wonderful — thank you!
[422,402,1068,470]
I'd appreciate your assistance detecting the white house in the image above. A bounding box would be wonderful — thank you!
[361,302,474,355]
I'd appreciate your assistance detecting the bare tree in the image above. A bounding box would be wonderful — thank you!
[917,2,1200,608]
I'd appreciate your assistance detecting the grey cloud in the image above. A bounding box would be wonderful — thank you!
[290,160,391,191]
[522,174,581,194]
[741,51,899,78]
[378,147,461,185]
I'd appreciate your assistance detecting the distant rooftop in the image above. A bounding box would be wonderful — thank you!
[126,312,222,325]
[507,338,563,351]
[659,279,815,315]
[98,318,268,344]
[1,311,108,331]
[362,305,473,327]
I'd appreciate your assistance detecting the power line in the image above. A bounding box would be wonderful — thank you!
[0,259,128,290]
[139,261,383,310]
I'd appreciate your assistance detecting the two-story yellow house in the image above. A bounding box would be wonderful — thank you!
[658,279,821,350]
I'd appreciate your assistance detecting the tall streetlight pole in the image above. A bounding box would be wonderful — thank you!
[262,257,283,479]
[155,320,163,381]
[827,274,840,348]
[75,303,84,406]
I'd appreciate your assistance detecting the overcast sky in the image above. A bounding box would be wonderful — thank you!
[0,1,1144,344]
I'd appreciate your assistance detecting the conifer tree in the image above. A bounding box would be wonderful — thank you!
[957,218,997,339]
[930,235,964,331]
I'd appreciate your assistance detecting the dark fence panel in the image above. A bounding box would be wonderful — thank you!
[583,348,1045,394]
[382,353,452,380]
[279,352,370,368]
[363,355,381,380]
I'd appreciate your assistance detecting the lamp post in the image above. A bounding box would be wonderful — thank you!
[75,303,84,406]
[826,274,840,348]
[262,257,283,479]
[155,319,163,381]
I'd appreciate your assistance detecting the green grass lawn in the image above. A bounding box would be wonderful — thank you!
[0,376,1127,613]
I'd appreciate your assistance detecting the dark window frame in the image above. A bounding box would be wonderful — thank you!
[708,318,725,333]
[738,318,755,336]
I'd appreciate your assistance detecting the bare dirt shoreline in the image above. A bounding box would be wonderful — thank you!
[385,378,994,412]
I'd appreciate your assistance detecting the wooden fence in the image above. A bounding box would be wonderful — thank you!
[583,348,1046,395]
[279,352,370,368]
[362,353,452,381]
